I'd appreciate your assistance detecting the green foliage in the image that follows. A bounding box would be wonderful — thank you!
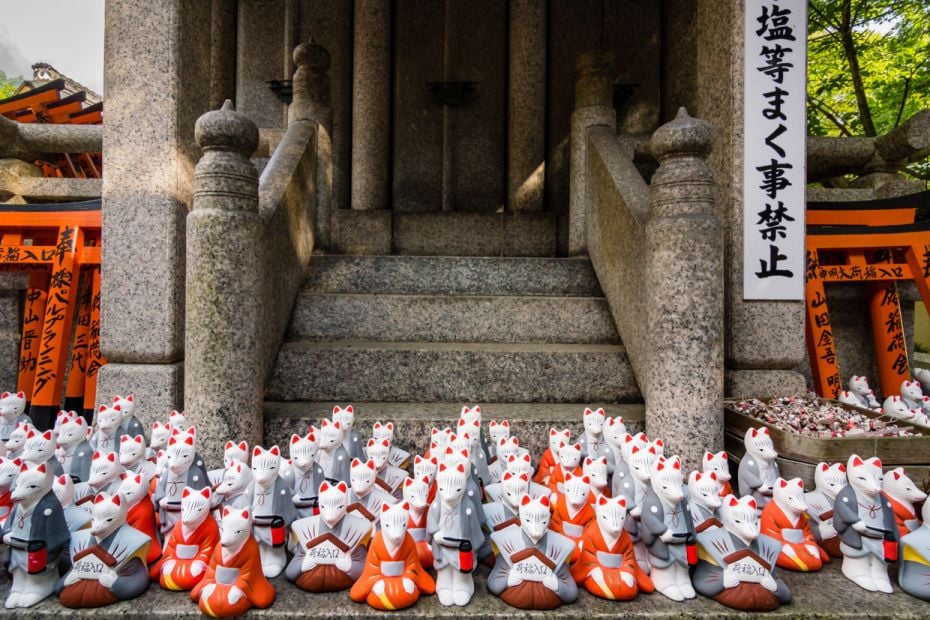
[0,70,23,99]
[808,0,929,179]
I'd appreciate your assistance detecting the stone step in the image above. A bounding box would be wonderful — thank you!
[263,401,646,458]
[303,255,603,296]
[287,293,620,344]
[267,340,640,403]
[11,561,926,618]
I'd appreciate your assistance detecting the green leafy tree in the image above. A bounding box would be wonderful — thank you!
[0,70,23,99]
[808,0,929,179]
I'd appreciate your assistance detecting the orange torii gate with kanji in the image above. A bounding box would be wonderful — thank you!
[0,200,104,429]
[805,191,930,400]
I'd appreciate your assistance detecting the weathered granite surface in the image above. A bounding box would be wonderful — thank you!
[289,293,619,344]
[264,401,645,460]
[0,287,20,391]
[3,559,926,618]
[236,0,287,128]
[302,255,603,297]
[392,212,557,257]
[268,340,639,403]
[331,209,391,255]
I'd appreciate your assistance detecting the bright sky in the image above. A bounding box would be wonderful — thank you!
[0,1,104,94]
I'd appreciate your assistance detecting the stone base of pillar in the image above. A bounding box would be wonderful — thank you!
[332,209,392,255]
[725,369,806,399]
[96,362,184,427]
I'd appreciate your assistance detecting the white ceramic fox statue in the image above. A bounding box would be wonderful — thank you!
[804,462,846,558]
[687,470,723,530]
[641,455,695,601]
[615,439,660,574]
[214,461,253,513]
[208,440,249,487]
[1,462,69,608]
[250,445,297,578]
[119,434,154,479]
[366,437,409,500]
[153,427,208,535]
[488,494,578,610]
[882,467,927,537]
[487,420,511,461]
[286,480,371,592]
[88,404,124,453]
[702,450,733,496]
[73,451,124,512]
[53,474,91,533]
[316,419,351,483]
[56,415,92,483]
[693,494,790,611]
[0,456,21,526]
[5,421,32,459]
[580,407,615,472]
[112,395,145,439]
[738,427,779,508]
[332,405,363,460]
[285,432,324,518]
[833,455,898,593]
[484,471,531,535]
[428,461,484,606]
[348,457,395,525]
[403,475,433,568]
[488,436,521,484]
[373,420,412,469]
[0,391,30,449]
[22,428,64,476]
[898,497,930,601]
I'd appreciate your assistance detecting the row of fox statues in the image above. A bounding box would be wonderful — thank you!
[0,392,927,614]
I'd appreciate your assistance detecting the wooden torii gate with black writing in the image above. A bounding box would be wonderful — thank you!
[0,200,104,429]
[805,191,930,400]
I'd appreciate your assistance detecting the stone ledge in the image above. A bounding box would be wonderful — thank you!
[3,562,926,618]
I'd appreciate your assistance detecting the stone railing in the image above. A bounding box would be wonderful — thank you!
[572,53,723,469]
[0,115,102,203]
[185,39,332,459]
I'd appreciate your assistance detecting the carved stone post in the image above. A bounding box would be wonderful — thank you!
[185,100,263,463]
[645,108,723,469]
[569,52,615,255]
[290,37,334,250]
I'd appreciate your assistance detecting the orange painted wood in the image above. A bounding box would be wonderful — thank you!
[65,272,93,407]
[83,267,105,416]
[805,272,841,399]
[867,281,909,399]
[16,271,49,403]
[0,211,101,228]
[806,209,916,226]
[31,225,83,409]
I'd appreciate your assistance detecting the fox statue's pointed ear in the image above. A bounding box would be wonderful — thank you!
[539,494,550,508]
[520,494,532,506]
[598,495,609,506]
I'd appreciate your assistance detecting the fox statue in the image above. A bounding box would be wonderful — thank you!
[428,461,485,607]
[119,435,154,479]
[603,416,628,467]
[615,439,660,574]
[0,456,19,526]
[738,427,779,508]
[548,441,583,494]
[5,421,32,459]
[550,472,594,556]
[571,493,653,600]
[153,427,208,535]
[882,467,927,537]
[366,438,409,500]
[118,471,161,567]
[348,457,396,525]
[55,415,92,483]
[687,470,723,530]
[22,429,63,477]
[53,474,91,534]
[0,391,31,448]
[154,486,220,591]
[487,436,522,484]
[1,462,69,608]
[208,440,249,488]
[702,450,733,497]
[331,405,362,460]
[579,407,615,473]
[641,455,696,601]
[73,451,124,511]
[190,506,275,617]
[349,501,436,610]
[402,475,434,569]
[287,480,371,592]
[487,420,511,461]
[805,462,847,558]
[761,477,828,571]
[214,461,254,514]
[285,432,324,518]
[898,497,930,601]
[833,455,899,593]
[88,404,124,454]
[488,494,578,610]
[112,395,145,439]
[693,494,791,611]
[59,492,150,608]
[535,428,569,485]
[316,418,351,483]
[484,471,532,538]
[250,445,297,578]
[583,456,610,501]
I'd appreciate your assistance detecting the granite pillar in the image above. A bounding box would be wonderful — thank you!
[569,52,615,256]
[507,0,546,212]
[351,0,391,211]
[210,0,238,110]
[693,0,806,397]
[645,109,724,469]
[101,0,212,411]
[185,102,264,464]
[237,0,287,128]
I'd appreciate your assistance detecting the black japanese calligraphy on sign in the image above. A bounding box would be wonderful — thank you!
[33,226,77,401]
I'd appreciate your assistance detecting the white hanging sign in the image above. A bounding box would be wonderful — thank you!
[743,0,807,300]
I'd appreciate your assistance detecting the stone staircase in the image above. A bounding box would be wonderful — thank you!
[262,255,644,453]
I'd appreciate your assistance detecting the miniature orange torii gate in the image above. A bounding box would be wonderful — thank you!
[805,192,930,400]
[0,200,104,429]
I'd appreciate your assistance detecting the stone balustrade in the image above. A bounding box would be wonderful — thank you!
[185,38,332,462]
[576,51,722,469]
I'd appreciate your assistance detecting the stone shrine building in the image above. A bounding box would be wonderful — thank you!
[73,0,925,465]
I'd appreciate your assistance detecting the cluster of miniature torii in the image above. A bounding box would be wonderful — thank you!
[0,391,927,614]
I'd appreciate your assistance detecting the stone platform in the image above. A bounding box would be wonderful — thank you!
[2,561,926,618]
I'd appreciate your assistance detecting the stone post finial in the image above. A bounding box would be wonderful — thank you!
[193,100,259,213]
[289,37,331,124]
[650,107,714,161]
